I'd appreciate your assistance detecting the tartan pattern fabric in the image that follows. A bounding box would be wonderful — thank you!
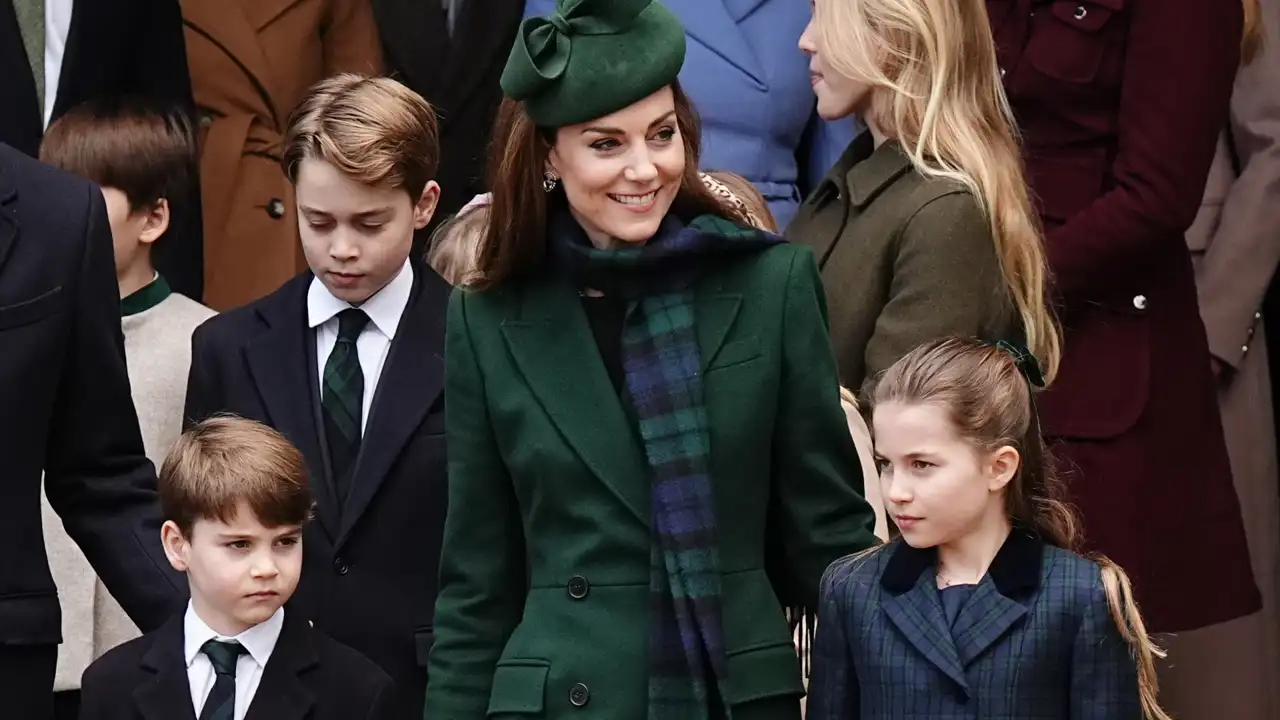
[322,308,370,498]
[198,640,247,720]
[549,210,783,720]
[807,538,1144,719]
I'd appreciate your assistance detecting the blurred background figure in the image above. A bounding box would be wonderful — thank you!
[524,0,859,229]
[375,0,524,252]
[1167,0,1280,716]
[183,0,382,309]
[1,0,202,299]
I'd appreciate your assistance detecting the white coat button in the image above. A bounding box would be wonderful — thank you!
[1132,295,1148,310]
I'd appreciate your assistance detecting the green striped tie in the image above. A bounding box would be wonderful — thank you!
[322,308,370,500]
[11,0,44,111]
[198,640,246,720]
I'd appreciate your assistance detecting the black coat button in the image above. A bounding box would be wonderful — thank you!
[334,558,349,575]
[569,683,589,707]
[567,575,589,600]
[266,198,286,218]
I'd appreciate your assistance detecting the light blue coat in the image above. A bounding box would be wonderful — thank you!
[523,0,861,228]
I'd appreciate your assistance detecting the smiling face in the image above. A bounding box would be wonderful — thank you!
[872,401,1017,549]
[547,86,685,248]
[295,157,438,304]
[799,0,876,121]
[162,501,303,636]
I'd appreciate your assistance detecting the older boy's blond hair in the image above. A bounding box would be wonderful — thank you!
[282,74,440,199]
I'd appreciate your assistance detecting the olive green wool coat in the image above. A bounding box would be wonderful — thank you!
[425,242,878,719]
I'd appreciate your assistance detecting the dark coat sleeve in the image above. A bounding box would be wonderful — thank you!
[1046,0,1243,305]
[807,561,861,719]
[41,185,185,633]
[183,321,223,429]
[1068,575,1144,719]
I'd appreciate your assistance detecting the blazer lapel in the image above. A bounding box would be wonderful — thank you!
[243,613,317,720]
[134,616,198,720]
[336,265,448,548]
[667,1,767,91]
[879,542,970,694]
[501,276,651,524]
[0,159,16,276]
[245,278,340,539]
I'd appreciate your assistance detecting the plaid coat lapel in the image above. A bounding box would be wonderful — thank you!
[951,574,1030,667]
[880,570,971,694]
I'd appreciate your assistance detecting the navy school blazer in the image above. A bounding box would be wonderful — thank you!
[808,530,1143,719]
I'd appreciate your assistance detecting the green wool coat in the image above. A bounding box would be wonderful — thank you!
[425,242,878,719]
[786,135,1018,396]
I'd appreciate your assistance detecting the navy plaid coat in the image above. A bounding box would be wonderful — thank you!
[808,530,1143,719]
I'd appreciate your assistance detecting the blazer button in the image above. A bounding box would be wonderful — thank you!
[334,558,350,575]
[1132,294,1148,311]
[569,683,590,707]
[266,198,286,219]
[567,575,589,600]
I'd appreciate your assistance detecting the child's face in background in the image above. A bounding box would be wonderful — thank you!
[162,501,303,636]
[872,401,1016,549]
[295,157,438,305]
[101,187,167,289]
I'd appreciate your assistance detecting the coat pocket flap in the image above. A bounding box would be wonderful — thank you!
[0,286,64,330]
[722,641,805,706]
[487,659,550,716]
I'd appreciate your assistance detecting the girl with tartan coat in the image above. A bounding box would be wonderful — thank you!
[423,1,879,718]
[809,338,1170,720]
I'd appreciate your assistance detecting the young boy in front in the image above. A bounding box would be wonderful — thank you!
[183,74,451,720]
[38,99,216,720]
[79,417,394,719]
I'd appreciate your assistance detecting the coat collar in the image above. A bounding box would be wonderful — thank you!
[878,529,1044,695]
[666,1,768,90]
[498,267,742,525]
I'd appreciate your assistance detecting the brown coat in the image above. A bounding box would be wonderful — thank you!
[786,134,1018,396]
[1166,1,1280,714]
[182,0,383,310]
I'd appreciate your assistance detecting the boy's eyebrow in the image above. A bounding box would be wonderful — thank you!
[298,205,394,218]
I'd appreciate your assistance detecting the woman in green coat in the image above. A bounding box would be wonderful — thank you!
[423,1,878,718]
[786,0,1061,396]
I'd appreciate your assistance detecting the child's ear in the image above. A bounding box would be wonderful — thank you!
[987,445,1020,493]
[137,198,170,245]
[413,181,441,230]
[161,520,191,572]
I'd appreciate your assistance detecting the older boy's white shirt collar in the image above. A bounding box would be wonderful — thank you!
[183,602,284,669]
[306,259,413,339]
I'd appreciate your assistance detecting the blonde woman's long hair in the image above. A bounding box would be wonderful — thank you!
[812,0,1061,382]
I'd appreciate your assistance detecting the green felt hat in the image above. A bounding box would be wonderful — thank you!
[501,0,687,128]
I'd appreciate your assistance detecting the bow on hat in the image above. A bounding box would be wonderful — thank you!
[503,0,652,100]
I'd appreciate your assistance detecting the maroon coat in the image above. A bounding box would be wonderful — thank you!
[988,0,1260,632]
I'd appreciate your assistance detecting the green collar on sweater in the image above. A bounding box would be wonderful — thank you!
[120,274,172,317]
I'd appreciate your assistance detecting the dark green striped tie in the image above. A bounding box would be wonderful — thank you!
[322,308,370,501]
[198,640,246,720]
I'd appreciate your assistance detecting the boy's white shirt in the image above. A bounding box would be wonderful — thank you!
[184,602,285,720]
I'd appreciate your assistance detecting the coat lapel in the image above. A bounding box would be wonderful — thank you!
[879,541,970,694]
[695,280,743,372]
[243,613,317,720]
[667,1,767,91]
[501,275,651,523]
[0,158,16,276]
[135,616,199,720]
[952,530,1043,666]
[245,277,340,538]
[180,0,281,122]
[336,265,448,548]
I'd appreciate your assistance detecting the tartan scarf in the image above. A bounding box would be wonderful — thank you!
[549,210,784,720]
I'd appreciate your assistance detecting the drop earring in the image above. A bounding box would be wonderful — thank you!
[542,172,559,193]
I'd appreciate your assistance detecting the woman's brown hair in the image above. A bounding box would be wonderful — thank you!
[872,337,1171,720]
[473,82,748,290]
